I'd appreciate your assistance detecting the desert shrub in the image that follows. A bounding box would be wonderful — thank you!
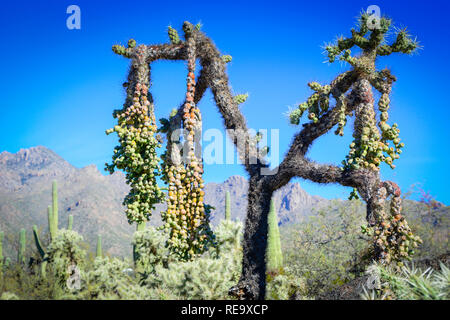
[80,257,152,300]
[402,200,449,260]
[362,262,449,300]
[266,268,309,300]
[144,219,243,299]
[0,292,19,300]
[46,230,86,291]
[132,226,173,279]
[281,200,370,297]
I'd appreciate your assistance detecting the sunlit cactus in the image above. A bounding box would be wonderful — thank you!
[266,199,283,271]
[160,23,214,261]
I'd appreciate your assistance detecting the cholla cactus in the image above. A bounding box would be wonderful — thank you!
[160,24,214,261]
[132,226,171,276]
[148,219,243,299]
[106,40,165,224]
[46,230,86,288]
[82,257,149,300]
[108,15,421,299]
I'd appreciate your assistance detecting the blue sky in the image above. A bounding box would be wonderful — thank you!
[0,0,449,204]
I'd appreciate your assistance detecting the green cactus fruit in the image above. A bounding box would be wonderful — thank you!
[222,55,232,63]
[234,93,248,105]
[127,39,136,48]
[168,26,181,44]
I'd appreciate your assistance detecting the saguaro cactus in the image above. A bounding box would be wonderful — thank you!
[52,180,58,232]
[67,215,73,231]
[0,231,4,268]
[96,235,102,258]
[225,191,231,221]
[266,200,283,271]
[18,228,26,265]
[32,225,48,277]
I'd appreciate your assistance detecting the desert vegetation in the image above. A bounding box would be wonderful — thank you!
[0,181,448,300]
[0,11,448,301]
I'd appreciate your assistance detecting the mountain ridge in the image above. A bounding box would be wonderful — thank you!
[0,146,330,257]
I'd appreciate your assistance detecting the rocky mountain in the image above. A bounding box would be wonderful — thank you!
[0,146,329,258]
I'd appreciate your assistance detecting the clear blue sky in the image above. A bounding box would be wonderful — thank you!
[0,0,449,204]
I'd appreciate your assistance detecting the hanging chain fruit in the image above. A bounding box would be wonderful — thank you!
[106,41,165,224]
[161,25,214,261]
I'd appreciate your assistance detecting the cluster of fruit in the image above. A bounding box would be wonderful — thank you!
[161,35,214,261]
[343,89,403,171]
[362,183,422,266]
[106,49,164,223]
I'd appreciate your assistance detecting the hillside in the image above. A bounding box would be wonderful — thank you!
[0,146,329,258]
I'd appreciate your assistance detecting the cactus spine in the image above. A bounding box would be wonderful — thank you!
[266,200,283,271]
[96,235,102,258]
[225,191,231,221]
[18,228,26,265]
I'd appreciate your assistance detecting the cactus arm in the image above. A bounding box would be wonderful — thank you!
[32,225,46,258]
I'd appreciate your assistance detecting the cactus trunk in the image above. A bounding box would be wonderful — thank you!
[48,206,55,240]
